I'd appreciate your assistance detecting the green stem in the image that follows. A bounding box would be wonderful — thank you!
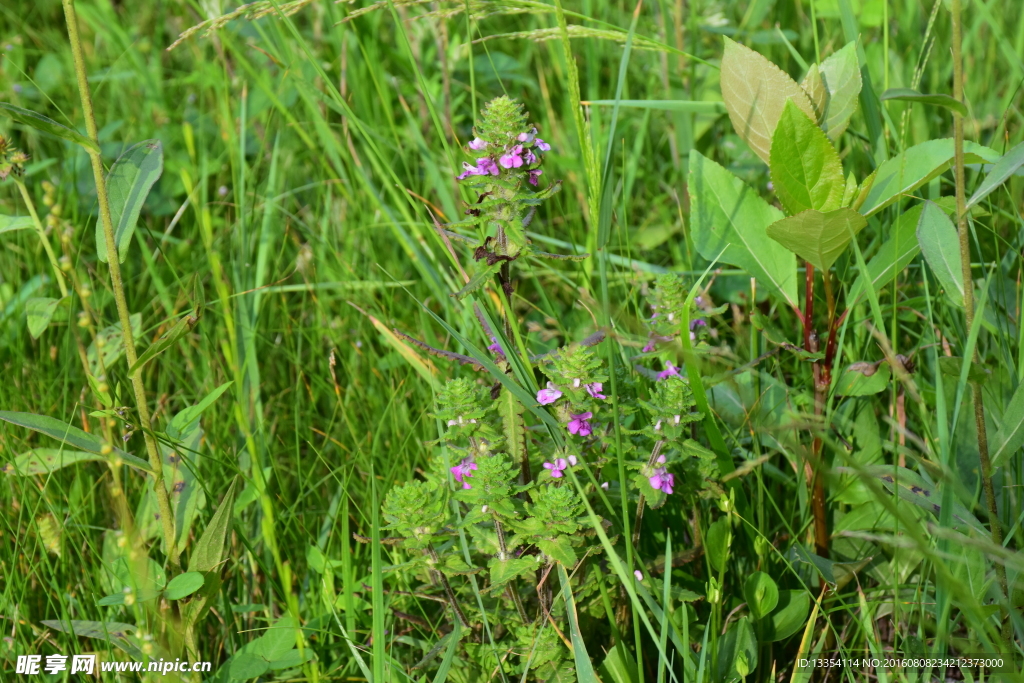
[61,0,178,567]
[15,180,68,298]
[951,0,1010,634]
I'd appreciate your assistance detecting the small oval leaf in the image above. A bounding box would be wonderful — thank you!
[163,571,205,600]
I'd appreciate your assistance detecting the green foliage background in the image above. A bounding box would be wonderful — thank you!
[1,0,1023,680]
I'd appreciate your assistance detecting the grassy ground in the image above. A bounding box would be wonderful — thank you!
[1,0,1023,680]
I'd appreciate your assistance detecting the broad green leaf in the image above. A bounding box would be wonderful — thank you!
[26,296,68,339]
[599,646,639,683]
[229,653,270,680]
[0,102,99,152]
[720,37,816,164]
[0,214,34,234]
[268,649,314,671]
[858,139,1000,215]
[2,449,103,476]
[0,411,150,472]
[253,617,298,662]
[488,556,536,587]
[537,536,577,566]
[705,517,732,573]
[847,204,924,305]
[770,101,845,215]
[766,208,866,271]
[688,150,798,308]
[40,620,141,658]
[816,42,862,142]
[98,140,163,263]
[716,617,758,680]
[765,590,810,641]
[743,571,779,620]
[880,88,968,117]
[163,571,205,600]
[128,312,197,376]
[916,200,964,306]
[966,140,1024,210]
[836,363,891,396]
[938,356,990,383]
[991,380,1024,467]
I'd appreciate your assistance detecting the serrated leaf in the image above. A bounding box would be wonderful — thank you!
[880,88,967,117]
[0,411,150,472]
[688,150,798,308]
[0,102,99,152]
[2,449,103,476]
[966,140,1024,211]
[766,208,866,271]
[0,214,34,234]
[858,139,1000,216]
[720,37,817,164]
[488,556,535,587]
[26,296,68,339]
[770,101,845,215]
[817,42,862,142]
[163,571,205,600]
[128,313,196,376]
[916,200,965,306]
[98,140,163,263]
[451,261,502,300]
[991,380,1024,467]
[498,384,527,480]
[800,64,828,122]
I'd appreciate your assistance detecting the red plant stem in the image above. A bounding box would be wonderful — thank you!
[803,261,829,561]
[804,263,815,349]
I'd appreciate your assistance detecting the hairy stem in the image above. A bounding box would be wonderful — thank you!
[950,0,1010,629]
[62,0,178,566]
[426,547,470,627]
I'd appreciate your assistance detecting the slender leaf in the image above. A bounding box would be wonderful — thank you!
[128,313,196,376]
[584,99,725,113]
[858,139,1000,216]
[916,200,965,306]
[847,203,924,305]
[98,139,164,263]
[2,449,104,476]
[0,411,150,471]
[880,88,968,117]
[966,140,1024,210]
[0,102,99,152]
[557,564,599,683]
[0,214,34,234]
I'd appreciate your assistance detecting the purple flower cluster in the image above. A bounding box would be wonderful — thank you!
[457,128,551,185]
[542,454,578,478]
[568,412,593,436]
[648,454,673,494]
[450,459,478,489]
[535,379,605,437]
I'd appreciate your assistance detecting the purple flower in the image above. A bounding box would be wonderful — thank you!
[535,138,551,152]
[528,169,543,186]
[468,137,489,150]
[450,459,478,489]
[568,412,593,437]
[518,128,537,144]
[456,157,500,180]
[499,145,525,169]
[586,382,606,399]
[543,458,570,478]
[634,569,644,581]
[643,339,656,353]
[524,149,537,165]
[649,468,674,494]
[657,362,681,380]
[537,382,563,405]
[487,336,505,357]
